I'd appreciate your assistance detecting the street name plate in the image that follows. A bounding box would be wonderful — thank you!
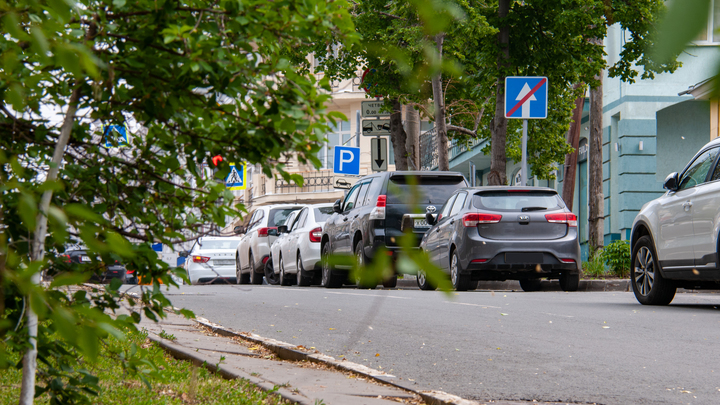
[361,101,389,117]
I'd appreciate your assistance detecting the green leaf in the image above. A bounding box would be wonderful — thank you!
[65,203,103,222]
[653,0,710,63]
[78,326,99,361]
[18,192,37,230]
[6,83,25,111]
[50,271,91,287]
[113,0,126,7]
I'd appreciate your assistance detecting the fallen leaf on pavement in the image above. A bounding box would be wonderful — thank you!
[375,353,380,357]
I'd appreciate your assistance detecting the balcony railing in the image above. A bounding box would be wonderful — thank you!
[274,170,334,194]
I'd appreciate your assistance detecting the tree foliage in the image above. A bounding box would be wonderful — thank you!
[0,0,356,402]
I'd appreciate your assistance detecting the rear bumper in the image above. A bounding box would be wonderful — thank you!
[187,264,236,284]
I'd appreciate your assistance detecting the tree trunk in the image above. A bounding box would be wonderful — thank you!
[561,84,586,211]
[588,49,604,252]
[489,0,510,185]
[405,104,420,170]
[432,33,450,171]
[389,98,408,170]
[20,86,82,405]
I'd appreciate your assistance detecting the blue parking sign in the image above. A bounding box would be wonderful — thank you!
[333,146,360,175]
[505,77,548,119]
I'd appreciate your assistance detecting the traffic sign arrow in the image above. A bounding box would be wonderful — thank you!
[515,83,537,118]
[375,138,384,167]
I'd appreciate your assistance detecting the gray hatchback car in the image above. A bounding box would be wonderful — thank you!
[419,187,581,291]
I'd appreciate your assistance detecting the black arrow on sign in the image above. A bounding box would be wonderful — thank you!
[374,138,384,168]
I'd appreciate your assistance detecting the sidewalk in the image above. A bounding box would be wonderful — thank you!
[139,311,432,405]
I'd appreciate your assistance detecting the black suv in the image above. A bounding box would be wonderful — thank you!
[320,171,468,288]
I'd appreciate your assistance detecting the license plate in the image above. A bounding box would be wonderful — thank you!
[81,255,91,262]
[214,259,234,266]
[505,253,543,264]
[414,219,431,228]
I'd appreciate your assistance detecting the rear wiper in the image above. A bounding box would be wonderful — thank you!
[521,206,547,212]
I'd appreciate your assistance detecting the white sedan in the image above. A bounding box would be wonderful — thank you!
[184,236,242,284]
[270,203,334,286]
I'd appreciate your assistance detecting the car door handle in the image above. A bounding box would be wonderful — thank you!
[450,220,455,225]
[683,201,693,211]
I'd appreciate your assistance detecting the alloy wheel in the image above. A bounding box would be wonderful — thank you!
[450,254,459,286]
[635,246,655,296]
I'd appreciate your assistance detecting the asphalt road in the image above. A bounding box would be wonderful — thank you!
[160,284,720,405]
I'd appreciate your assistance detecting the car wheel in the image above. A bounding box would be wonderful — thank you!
[264,258,279,285]
[236,256,250,284]
[354,240,375,289]
[321,243,343,288]
[417,269,436,291]
[249,253,263,285]
[631,235,676,305]
[450,250,472,291]
[296,254,311,287]
[559,272,580,291]
[279,256,294,286]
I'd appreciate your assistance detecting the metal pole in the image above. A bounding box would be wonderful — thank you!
[356,110,361,148]
[521,119,528,186]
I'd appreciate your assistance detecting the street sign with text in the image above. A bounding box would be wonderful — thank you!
[362,119,390,136]
[504,76,548,119]
[371,137,388,171]
[361,101,390,117]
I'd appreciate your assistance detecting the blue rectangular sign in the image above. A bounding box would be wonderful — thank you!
[505,76,548,119]
[333,146,360,175]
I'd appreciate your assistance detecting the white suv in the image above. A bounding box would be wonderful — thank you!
[631,137,720,305]
[234,204,303,284]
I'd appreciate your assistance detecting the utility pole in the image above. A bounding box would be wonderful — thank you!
[588,38,604,252]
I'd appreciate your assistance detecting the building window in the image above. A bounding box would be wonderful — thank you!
[695,0,720,44]
[318,120,352,169]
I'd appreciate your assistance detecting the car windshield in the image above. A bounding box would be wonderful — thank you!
[199,239,242,250]
[387,175,467,204]
[473,190,562,212]
[269,208,302,227]
[314,207,334,222]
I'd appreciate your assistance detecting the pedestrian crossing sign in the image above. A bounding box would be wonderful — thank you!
[226,162,246,190]
[103,124,130,148]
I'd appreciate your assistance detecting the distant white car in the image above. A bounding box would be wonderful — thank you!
[235,204,304,284]
[184,236,242,285]
[270,203,334,286]
[265,209,302,285]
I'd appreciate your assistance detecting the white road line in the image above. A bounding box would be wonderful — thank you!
[324,291,411,299]
[540,312,575,318]
[443,301,501,309]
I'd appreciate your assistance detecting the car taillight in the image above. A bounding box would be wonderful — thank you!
[369,195,386,220]
[126,270,135,274]
[560,259,576,264]
[61,254,71,263]
[463,213,502,227]
[309,227,322,243]
[545,213,578,227]
[192,256,210,263]
[258,227,275,237]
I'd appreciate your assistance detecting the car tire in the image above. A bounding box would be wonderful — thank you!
[519,278,542,292]
[296,254,311,287]
[559,272,580,292]
[416,269,436,290]
[450,250,472,291]
[264,258,279,285]
[631,235,676,305]
[279,256,294,286]
[321,243,343,288]
[249,253,263,285]
[236,256,250,284]
[382,275,398,289]
[354,240,375,289]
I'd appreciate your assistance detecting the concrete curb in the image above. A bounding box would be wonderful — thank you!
[192,316,479,405]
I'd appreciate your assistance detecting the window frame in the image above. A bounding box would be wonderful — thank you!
[678,146,720,190]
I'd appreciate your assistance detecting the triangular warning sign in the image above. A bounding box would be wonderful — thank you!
[226,167,242,186]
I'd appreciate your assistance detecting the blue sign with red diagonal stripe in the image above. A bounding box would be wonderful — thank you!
[504,76,548,119]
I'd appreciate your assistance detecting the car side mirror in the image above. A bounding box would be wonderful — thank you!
[267,228,279,237]
[277,225,288,234]
[234,225,245,235]
[333,199,342,214]
[178,251,189,258]
[425,212,437,226]
[663,172,679,191]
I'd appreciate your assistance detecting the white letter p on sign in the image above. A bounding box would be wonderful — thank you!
[339,150,354,171]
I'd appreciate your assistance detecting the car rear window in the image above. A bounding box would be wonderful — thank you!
[387,175,467,204]
[473,190,563,212]
[268,208,301,227]
[314,207,334,222]
[200,239,242,250]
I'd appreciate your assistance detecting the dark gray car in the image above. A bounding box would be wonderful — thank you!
[419,186,581,291]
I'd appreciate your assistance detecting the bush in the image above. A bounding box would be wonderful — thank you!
[582,248,608,277]
[600,240,631,278]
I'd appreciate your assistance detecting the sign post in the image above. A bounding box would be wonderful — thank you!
[504,76,548,186]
